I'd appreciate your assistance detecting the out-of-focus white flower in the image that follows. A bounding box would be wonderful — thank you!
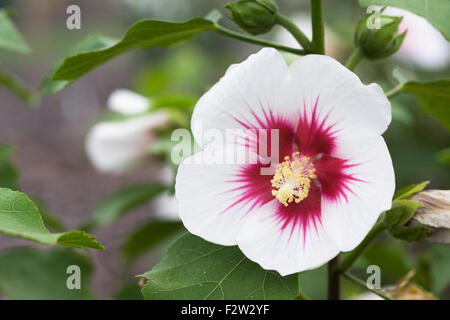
[384,7,450,70]
[409,189,450,245]
[86,111,169,174]
[153,192,180,220]
[86,89,169,174]
[107,89,150,115]
[273,13,343,60]
[149,165,180,220]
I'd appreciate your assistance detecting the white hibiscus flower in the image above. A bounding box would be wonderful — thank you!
[107,89,150,115]
[86,89,169,174]
[175,48,395,275]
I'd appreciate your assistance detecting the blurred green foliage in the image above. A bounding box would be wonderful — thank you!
[0,248,95,299]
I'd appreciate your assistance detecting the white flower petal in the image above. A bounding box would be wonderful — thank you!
[320,136,395,251]
[236,199,339,275]
[191,48,294,148]
[107,89,150,115]
[175,145,267,246]
[288,54,391,158]
[85,111,168,174]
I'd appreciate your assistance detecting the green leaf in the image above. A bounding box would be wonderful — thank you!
[83,184,167,230]
[151,94,197,113]
[0,9,30,53]
[35,200,67,233]
[114,281,144,300]
[41,18,215,94]
[39,33,118,94]
[0,159,17,189]
[394,181,429,200]
[0,143,18,190]
[298,265,327,300]
[359,0,450,40]
[0,69,38,105]
[0,248,94,299]
[122,220,184,263]
[400,80,450,131]
[139,234,299,300]
[0,187,104,249]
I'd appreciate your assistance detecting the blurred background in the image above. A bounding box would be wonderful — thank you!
[0,0,448,299]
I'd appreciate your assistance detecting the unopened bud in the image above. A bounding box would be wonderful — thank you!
[355,14,406,60]
[225,0,278,35]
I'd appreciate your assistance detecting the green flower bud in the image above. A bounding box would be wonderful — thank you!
[225,0,278,35]
[354,14,406,60]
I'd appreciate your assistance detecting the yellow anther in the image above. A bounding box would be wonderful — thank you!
[271,152,316,207]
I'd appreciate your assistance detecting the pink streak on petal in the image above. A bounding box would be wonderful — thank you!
[219,104,298,217]
[315,155,363,203]
[220,162,274,215]
[274,183,322,247]
[295,96,362,204]
[229,105,296,160]
[296,96,338,156]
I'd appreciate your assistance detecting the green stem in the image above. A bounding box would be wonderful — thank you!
[340,220,387,272]
[345,47,364,71]
[275,14,312,51]
[328,255,340,300]
[342,272,392,300]
[296,272,311,300]
[214,25,306,55]
[310,0,325,54]
[385,84,403,98]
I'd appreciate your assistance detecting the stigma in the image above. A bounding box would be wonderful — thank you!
[271,152,317,207]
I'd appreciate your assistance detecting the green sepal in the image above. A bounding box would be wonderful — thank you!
[384,199,433,242]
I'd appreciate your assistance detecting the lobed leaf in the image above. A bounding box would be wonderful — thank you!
[401,80,450,131]
[139,233,299,300]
